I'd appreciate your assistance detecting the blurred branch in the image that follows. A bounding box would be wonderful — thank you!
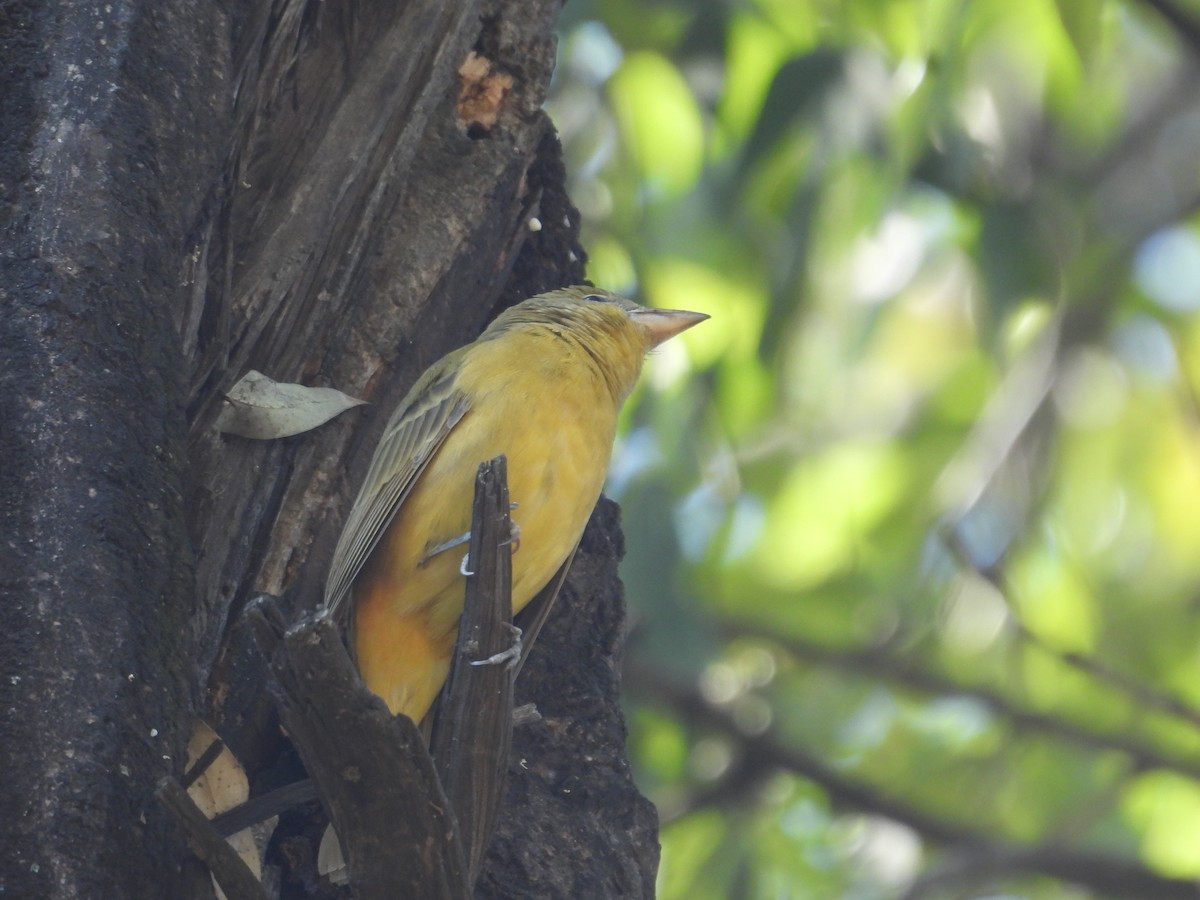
[725,623,1200,782]
[629,660,977,845]
[1138,0,1200,60]
[1054,636,1200,729]
[933,316,1060,525]
[656,752,777,825]
[630,664,1200,899]
[900,841,1200,900]
[944,531,1200,732]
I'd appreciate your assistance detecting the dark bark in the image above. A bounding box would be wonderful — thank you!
[1,0,657,896]
[0,1,228,896]
[260,613,471,900]
[479,499,660,900]
[158,777,274,900]
[430,457,517,887]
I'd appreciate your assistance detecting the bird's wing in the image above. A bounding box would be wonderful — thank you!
[323,369,470,618]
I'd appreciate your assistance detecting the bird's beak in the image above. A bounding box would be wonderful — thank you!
[630,308,710,347]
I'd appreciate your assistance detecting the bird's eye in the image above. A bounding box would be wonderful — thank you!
[582,294,601,302]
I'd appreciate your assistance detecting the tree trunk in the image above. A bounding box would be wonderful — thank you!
[0,0,658,897]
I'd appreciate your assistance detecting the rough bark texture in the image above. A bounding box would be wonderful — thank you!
[0,1,227,896]
[263,615,471,900]
[1,0,658,896]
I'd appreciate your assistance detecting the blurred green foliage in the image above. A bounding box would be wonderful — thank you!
[548,0,1200,896]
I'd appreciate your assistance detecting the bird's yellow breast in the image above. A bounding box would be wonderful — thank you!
[353,328,620,720]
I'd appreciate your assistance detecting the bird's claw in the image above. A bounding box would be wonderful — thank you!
[457,519,521,576]
[502,521,522,553]
[470,624,523,669]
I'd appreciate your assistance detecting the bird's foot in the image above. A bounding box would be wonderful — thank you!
[438,502,522,575]
[428,505,519,572]
[470,624,523,669]
[424,530,472,562]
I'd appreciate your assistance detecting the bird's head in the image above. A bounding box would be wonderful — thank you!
[511,285,705,348]
[551,286,709,349]
[488,286,708,402]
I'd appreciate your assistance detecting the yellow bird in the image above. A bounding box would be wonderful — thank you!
[324,286,707,723]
